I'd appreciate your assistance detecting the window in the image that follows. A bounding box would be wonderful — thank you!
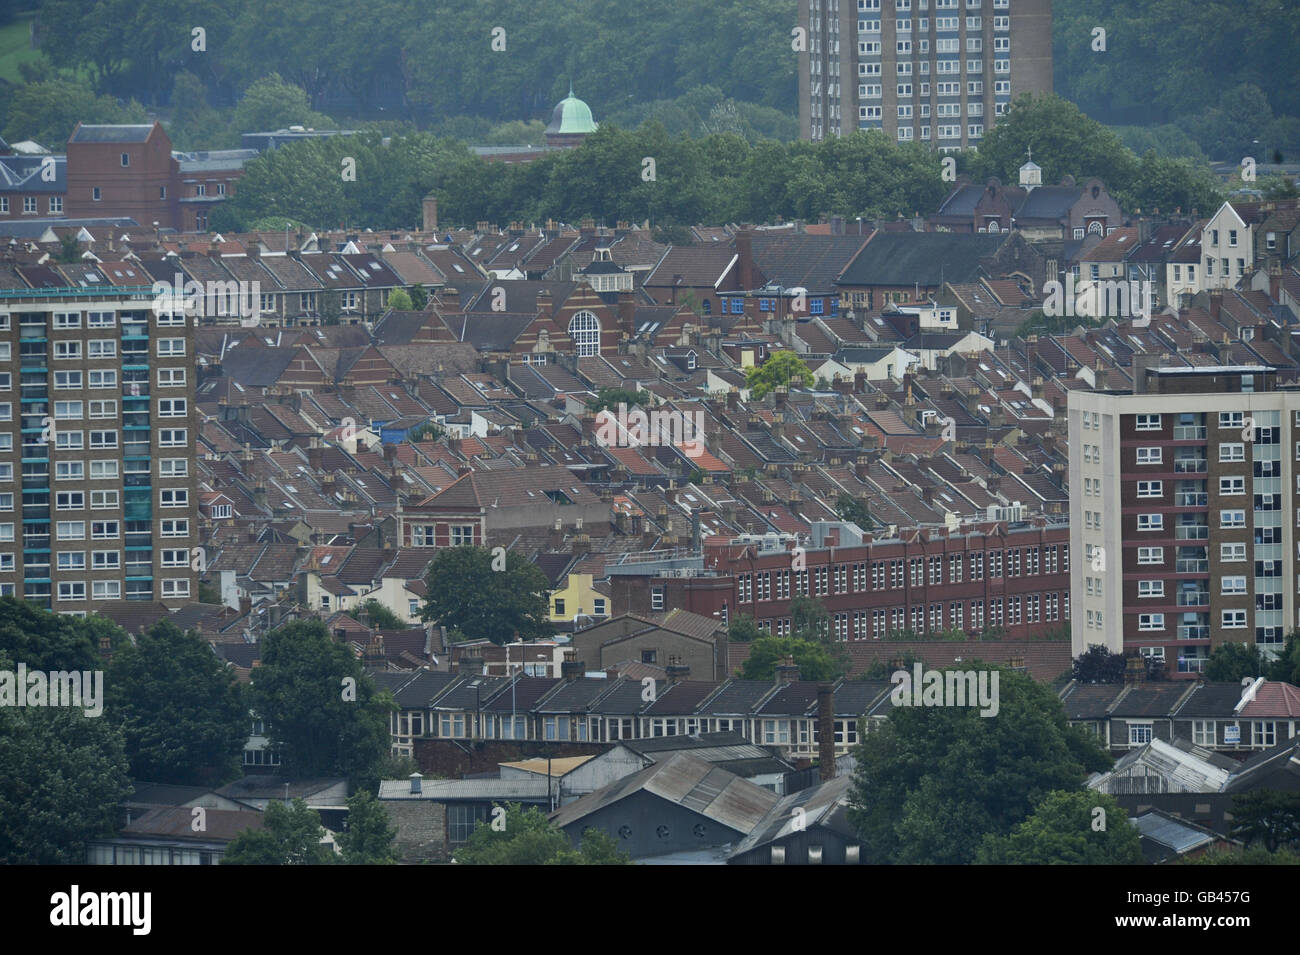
[55,461,84,481]
[55,431,84,450]
[158,367,185,387]
[650,586,665,611]
[56,521,85,540]
[92,520,119,539]
[1222,609,1247,629]
[1220,442,1245,462]
[157,338,185,357]
[1128,723,1153,745]
[1253,721,1276,747]
[160,458,188,478]
[92,187,101,201]
[1138,614,1164,631]
[159,429,187,447]
[1135,447,1161,465]
[1137,547,1164,565]
[1192,721,1216,747]
[1136,480,1162,498]
[58,582,86,602]
[1220,476,1246,496]
[90,490,118,509]
[1220,510,1246,528]
[1137,580,1164,598]
[55,491,84,511]
[161,579,191,598]
[160,488,189,507]
[1221,576,1247,595]
[57,552,86,571]
[54,371,83,390]
[1137,514,1163,531]
[93,581,121,600]
[160,519,189,538]
[54,341,81,360]
[89,430,117,449]
[1218,411,1245,429]
[88,400,116,419]
[87,311,114,328]
[450,524,475,545]
[1221,542,1247,562]
[158,398,187,417]
[1135,414,1161,431]
[89,370,117,389]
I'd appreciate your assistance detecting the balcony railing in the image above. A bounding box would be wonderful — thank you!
[1175,525,1208,540]
[1178,657,1208,673]
[1178,625,1210,640]
[1176,559,1209,573]
[1173,425,1207,440]
[1174,493,1208,507]
[1174,459,1208,473]
[1176,593,1210,606]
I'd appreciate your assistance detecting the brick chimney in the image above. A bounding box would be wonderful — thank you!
[736,229,755,291]
[775,655,801,686]
[561,650,585,682]
[666,655,690,685]
[817,683,836,781]
[1124,653,1145,687]
[422,195,439,233]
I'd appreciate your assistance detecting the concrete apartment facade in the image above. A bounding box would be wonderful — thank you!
[798,0,1052,148]
[0,286,198,612]
[1069,366,1299,676]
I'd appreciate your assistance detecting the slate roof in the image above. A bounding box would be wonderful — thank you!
[838,232,1005,287]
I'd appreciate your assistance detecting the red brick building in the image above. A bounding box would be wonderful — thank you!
[65,122,180,230]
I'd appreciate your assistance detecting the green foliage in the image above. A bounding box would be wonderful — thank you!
[405,421,445,443]
[745,351,815,400]
[1267,631,1300,685]
[223,798,335,865]
[245,620,394,785]
[3,76,145,148]
[1072,644,1128,685]
[0,596,116,671]
[726,614,762,643]
[421,546,554,646]
[1204,641,1267,683]
[453,803,631,865]
[1229,791,1300,852]
[835,493,873,529]
[849,667,1112,864]
[407,285,429,310]
[737,635,843,682]
[860,652,921,680]
[337,790,398,864]
[976,791,1144,865]
[105,620,247,786]
[358,598,404,631]
[588,387,651,414]
[386,288,414,311]
[0,707,132,864]
[231,72,335,138]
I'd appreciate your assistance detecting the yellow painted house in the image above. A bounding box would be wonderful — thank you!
[549,573,609,624]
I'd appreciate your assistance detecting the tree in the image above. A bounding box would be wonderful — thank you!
[452,803,631,865]
[408,285,429,310]
[230,73,334,139]
[0,596,114,671]
[223,798,335,865]
[0,707,132,864]
[105,620,247,786]
[1229,791,1300,853]
[835,494,874,529]
[588,387,651,414]
[745,351,815,399]
[1204,641,1267,683]
[1072,644,1128,684]
[789,595,829,640]
[1183,846,1300,865]
[726,614,763,643]
[3,77,147,146]
[849,666,1113,864]
[737,635,843,682]
[385,288,414,311]
[975,791,1144,865]
[358,598,404,631]
[245,621,394,785]
[1267,631,1300,686]
[336,790,398,864]
[420,546,554,646]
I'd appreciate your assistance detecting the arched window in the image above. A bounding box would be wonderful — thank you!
[1087,220,1104,236]
[568,310,601,357]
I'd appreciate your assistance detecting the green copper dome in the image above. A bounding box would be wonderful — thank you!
[546,84,598,135]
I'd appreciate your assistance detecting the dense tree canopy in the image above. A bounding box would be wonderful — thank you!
[975,791,1144,865]
[737,636,843,683]
[849,666,1113,864]
[223,798,336,865]
[105,620,247,786]
[420,545,555,646]
[453,803,631,865]
[245,621,394,785]
[0,707,132,864]
[0,597,118,672]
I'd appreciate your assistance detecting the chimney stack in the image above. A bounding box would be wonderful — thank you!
[422,195,439,233]
[666,656,690,685]
[409,772,423,795]
[561,650,585,682]
[817,683,836,782]
[775,655,801,686]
